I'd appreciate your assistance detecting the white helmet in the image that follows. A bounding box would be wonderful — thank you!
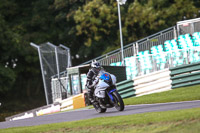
[91,60,101,68]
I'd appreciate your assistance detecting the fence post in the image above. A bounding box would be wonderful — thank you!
[30,42,50,105]
[174,26,177,40]
[133,43,136,56]
[135,42,139,55]
[191,23,195,35]
[55,46,63,99]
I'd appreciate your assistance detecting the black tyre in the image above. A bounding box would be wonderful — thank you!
[93,102,107,113]
[112,91,124,111]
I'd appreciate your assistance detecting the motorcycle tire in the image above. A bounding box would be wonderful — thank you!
[112,91,124,111]
[93,102,107,113]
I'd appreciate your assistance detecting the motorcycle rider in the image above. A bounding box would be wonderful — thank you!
[86,60,102,103]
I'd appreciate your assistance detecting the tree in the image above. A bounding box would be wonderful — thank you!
[74,0,122,60]
[124,0,200,42]
[0,0,46,101]
[0,12,17,94]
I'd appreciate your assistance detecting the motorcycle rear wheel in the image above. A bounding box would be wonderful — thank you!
[93,102,107,113]
[112,91,124,111]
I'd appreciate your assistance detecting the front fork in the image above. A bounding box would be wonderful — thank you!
[107,88,116,103]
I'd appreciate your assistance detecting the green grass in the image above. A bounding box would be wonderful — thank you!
[124,84,200,105]
[1,108,200,133]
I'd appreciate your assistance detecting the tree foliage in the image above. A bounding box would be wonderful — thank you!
[0,0,200,109]
[125,0,200,42]
[74,0,120,58]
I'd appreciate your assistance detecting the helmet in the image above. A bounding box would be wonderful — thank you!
[91,60,101,69]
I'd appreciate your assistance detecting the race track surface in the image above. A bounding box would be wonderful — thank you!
[0,100,200,129]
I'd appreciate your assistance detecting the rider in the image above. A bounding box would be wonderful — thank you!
[86,60,102,103]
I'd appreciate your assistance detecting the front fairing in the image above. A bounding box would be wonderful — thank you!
[96,79,110,90]
[94,70,117,98]
[95,79,109,98]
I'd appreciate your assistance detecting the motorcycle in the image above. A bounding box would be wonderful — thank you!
[91,70,124,113]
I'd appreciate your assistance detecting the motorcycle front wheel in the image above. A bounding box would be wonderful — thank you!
[112,91,124,111]
[93,102,107,113]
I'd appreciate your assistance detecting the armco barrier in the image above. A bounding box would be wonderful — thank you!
[60,93,86,111]
[6,94,86,121]
[36,104,61,116]
[6,102,61,121]
[133,69,172,97]
[116,79,135,98]
[60,97,74,111]
[170,62,200,89]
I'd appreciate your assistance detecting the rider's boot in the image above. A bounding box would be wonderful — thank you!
[88,89,94,103]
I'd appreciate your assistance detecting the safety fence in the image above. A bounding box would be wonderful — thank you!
[170,62,200,89]
[116,68,172,98]
[116,80,135,99]
[134,69,172,97]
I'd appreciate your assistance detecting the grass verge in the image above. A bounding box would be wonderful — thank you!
[1,107,200,133]
[124,84,200,105]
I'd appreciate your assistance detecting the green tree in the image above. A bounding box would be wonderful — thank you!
[0,13,18,94]
[125,0,200,42]
[74,0,122,59]
[0,0,46,103]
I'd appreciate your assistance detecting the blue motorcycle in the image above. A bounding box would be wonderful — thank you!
[92,70,124,113]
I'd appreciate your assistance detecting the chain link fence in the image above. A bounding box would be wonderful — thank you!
[30,42,71,104]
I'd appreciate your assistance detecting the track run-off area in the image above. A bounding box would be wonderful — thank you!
[0,100,200,129]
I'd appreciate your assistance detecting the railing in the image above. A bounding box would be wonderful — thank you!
[82,26,176,66]
[137,28,175,52]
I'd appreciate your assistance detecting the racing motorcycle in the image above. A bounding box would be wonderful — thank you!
[91,70,124,113]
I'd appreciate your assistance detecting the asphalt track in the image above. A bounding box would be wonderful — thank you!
[0,100,200,129]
